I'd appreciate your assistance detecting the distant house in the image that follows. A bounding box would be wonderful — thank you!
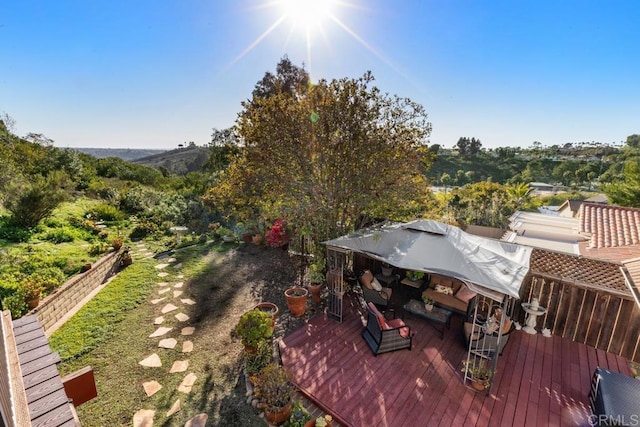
[528,182,555,193]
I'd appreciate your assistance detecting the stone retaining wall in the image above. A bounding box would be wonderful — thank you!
[32,250,122,334]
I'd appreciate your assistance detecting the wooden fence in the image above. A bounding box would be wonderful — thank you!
[516,274,640,363]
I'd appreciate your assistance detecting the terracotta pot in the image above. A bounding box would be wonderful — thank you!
[308,283,323,303]
[121,255,133,266]
[252,234,263,245]
[254,302,279,329]
[470,378,488,391]
[304,419,332,427]
[81,263,92,273]
[27,297,40,309]
[264,401,292,425]
[285,287,308,317]
[242,233,253,244]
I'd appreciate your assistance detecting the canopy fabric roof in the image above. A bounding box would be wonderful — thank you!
[324,220,533,299]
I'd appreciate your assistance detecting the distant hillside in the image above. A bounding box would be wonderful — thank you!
[133,145,211,175]
[72,147,166,161]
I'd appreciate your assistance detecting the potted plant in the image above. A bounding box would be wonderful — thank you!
[422,295,434,311]
[235,309,273,353]
[253,302,279,328]
[406,270,425,282]
[284,401,312,427]
[285,286,308,317]
[305,261,325,303]
[19,279,45,309]
[461,359,494,391]
[120,247,133,266]
[111,237,123,251]
[244,341,272,380]
[253,363,294,424]
[304,415,333,427]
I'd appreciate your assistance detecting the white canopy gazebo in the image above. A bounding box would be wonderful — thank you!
[323,219,533,392]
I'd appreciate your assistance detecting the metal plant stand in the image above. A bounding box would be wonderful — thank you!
[326,248,346,322]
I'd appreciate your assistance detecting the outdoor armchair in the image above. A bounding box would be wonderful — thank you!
[463,308,515,359]
[359,270,393,309]
[362,302,412,355]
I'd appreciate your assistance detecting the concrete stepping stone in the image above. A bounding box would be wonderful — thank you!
[166,399,181,417]
[173,290,183,298]
[133,409,155,427]
[169,360,189,373]
[177,274,184,279]
[154,316,165,325]
[139,353,162,367]
[142,380,162,397]
[181,327,195,336]
[151,297,166,305]
[155,263,170,270]
[177,373,197,393]
[157,272,169,278]
[173,262,183,269]
[158,338,177,349]
[181,298,196,305]
[161,303,178,314]
[174,282,184,288]
[166,257,177,263]
[182,341,193,353]
[158,288,171,294]
[157,282,170,287]
[175,313,189,322]
[149,327,172,338]
[185,414,208,427]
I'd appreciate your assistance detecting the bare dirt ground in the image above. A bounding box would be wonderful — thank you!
[185,242,326,426]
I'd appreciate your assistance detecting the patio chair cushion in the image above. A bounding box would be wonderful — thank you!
[367,302,388,329]
[361,270,375,290]
[387,318,410,338]
[454,283,477,303]
[371,277,383,291]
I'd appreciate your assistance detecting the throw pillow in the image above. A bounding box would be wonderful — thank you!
[454,283,477,303]
[361,270,374,290]
[371,277,383,291]
[435,284,454,295]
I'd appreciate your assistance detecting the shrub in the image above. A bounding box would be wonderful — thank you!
[253,363,294,410]
[129,220,159,239]
[89,242,109,256]
[283,401,311,427]
[18,278,44,302]
[0,217,31,242]
[235,309,273,348]
[2,289,27,319]
[266,219,290,248]
[244,341,273,376]
[42,227,81,243]
[88,203,125,222]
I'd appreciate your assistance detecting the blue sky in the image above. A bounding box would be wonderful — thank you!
[1,0,639,150]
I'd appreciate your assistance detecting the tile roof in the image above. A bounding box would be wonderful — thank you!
[579,203,640,249]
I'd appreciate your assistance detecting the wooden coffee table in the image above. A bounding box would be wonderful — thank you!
[402,299,452,339]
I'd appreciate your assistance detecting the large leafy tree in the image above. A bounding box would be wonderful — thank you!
[602,134,640,206]
[205,61,432,251]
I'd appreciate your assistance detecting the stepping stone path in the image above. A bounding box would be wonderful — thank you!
[166,399,181,417]
[185,413,208,427]
[158,338,177,349]
[177,373,197,393]
[133,409,155,427]
[169,360,189,373]
[149,327,172,338]
[142,381,162,397]
[175,313,189,322]
[139,353,162,368]
[161,303,178,314]
[181,327,195,336]
[132,244,203,424]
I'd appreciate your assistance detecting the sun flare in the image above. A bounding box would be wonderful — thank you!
[280,0,336,31]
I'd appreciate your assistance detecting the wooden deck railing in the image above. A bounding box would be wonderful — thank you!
[517,274,640,363]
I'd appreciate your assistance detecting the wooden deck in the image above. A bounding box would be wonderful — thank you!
[280,296,632,427]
